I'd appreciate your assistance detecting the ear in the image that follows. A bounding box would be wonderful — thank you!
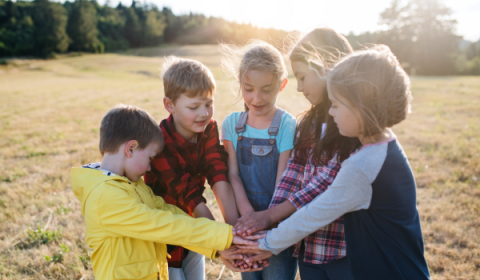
[279,78,288,92]
[124,140,139,158]
[163,97,175,114]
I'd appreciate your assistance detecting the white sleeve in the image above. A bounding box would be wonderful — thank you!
[259,161,372,254]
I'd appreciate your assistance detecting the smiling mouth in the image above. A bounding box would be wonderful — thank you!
[195,120,207,125]
[251,105,266,110]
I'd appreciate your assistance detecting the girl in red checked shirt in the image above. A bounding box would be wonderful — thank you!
[233,28,361,280]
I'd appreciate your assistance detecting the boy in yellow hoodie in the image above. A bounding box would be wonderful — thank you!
[71,104,258,280]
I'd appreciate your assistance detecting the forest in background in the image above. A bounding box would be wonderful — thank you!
[0,0,479,75]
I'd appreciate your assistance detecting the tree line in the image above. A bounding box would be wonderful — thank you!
[0,0,287,58]
[0,0,479,75]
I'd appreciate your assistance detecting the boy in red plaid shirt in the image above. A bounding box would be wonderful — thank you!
[144,56,240,280]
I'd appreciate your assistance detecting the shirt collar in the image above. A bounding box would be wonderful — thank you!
[165,114,210,149]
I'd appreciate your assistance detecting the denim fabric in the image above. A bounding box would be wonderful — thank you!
[237,137,297,279]
[241,246,298,280]
[237,137,279,211]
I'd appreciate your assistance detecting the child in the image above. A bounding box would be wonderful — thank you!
[71,104,255,280]
[220,41,298,280]
[251,46,431,279]
[234,28,361,280]
[144,56,240,280]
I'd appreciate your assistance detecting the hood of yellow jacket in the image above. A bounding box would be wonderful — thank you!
[71,163,134,216]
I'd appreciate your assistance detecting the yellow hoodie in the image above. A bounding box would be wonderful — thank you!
[71,166,233,280]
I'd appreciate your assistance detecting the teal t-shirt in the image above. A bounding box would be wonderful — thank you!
[221,109,297,153]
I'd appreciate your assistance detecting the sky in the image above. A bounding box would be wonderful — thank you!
[102,0,480,42]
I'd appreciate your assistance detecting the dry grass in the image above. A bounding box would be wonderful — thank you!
[0,45,478,279]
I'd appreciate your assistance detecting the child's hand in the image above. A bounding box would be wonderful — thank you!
[233,210,272,236]
[244,249,273,265]
[231,246,272,268]
[218,246,244,261]
[219,255,265,272]
[241,230,268,240]
[232,235,259,247]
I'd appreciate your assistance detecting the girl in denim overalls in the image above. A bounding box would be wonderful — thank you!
[221,42,298,280]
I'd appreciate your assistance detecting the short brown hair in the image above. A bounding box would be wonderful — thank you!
[99,104,164,155]
[327,45,412,138]
[161,56,215,103]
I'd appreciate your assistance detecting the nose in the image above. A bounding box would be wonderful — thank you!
[200,106,209,117]
[297,81,303,92]
[328,107,334,117]
[252,90,262,103]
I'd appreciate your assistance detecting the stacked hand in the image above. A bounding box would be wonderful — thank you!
[233,211,273,236]
[219,213,274,272]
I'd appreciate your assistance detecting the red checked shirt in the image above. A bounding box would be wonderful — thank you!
[269,149,347,264]
[144,114,229,268]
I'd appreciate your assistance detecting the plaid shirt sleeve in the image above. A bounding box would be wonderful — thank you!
[200,121,229,188]
[287,157,341,210]
[269,154,305,208]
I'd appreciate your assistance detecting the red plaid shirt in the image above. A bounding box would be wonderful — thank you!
[269,150,346,264]
[144,114,229,268]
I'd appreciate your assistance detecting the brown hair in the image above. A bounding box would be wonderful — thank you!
[289,27,361,165]
[161,56,216,103]
[327,45,411,138]
[99,104,164,155]
[220,40,288,111]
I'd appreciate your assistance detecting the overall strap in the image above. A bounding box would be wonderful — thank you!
[235,111,249,134]
[268,108,285,137]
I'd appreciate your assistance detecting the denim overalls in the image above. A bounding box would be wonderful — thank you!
[235,108,298,280]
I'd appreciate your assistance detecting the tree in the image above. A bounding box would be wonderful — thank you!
[32,0,70,57]
[67,0,103,53]
[122,5,141,47]
[97,5,129,51]
[143,9,166,46]
[379,0,460,75]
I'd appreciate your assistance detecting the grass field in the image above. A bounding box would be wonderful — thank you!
[0,44,479,279]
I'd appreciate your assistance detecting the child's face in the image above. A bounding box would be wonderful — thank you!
[125,142,161,182]
[166,93,214,142]
[327,85,363,139]
[242,70,286,117]
[291,61,326,106]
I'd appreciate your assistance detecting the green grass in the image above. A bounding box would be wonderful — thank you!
[0,45,479,279]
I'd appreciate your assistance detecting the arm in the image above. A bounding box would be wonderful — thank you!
[234,154,304,235]
[95,184,232,252]
[275,150,291,186]
[287,157,341,210]
[259,162,372,254]
[201,121,240,224]
[224,140,255,216]
[212,180,240,225]
[193,202,215,220]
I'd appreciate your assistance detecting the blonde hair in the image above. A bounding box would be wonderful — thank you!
[99,104,164,155]
[327,45,412,138]
[289,27,353,72]
[161,56,216,103]
[220,40,288,109]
